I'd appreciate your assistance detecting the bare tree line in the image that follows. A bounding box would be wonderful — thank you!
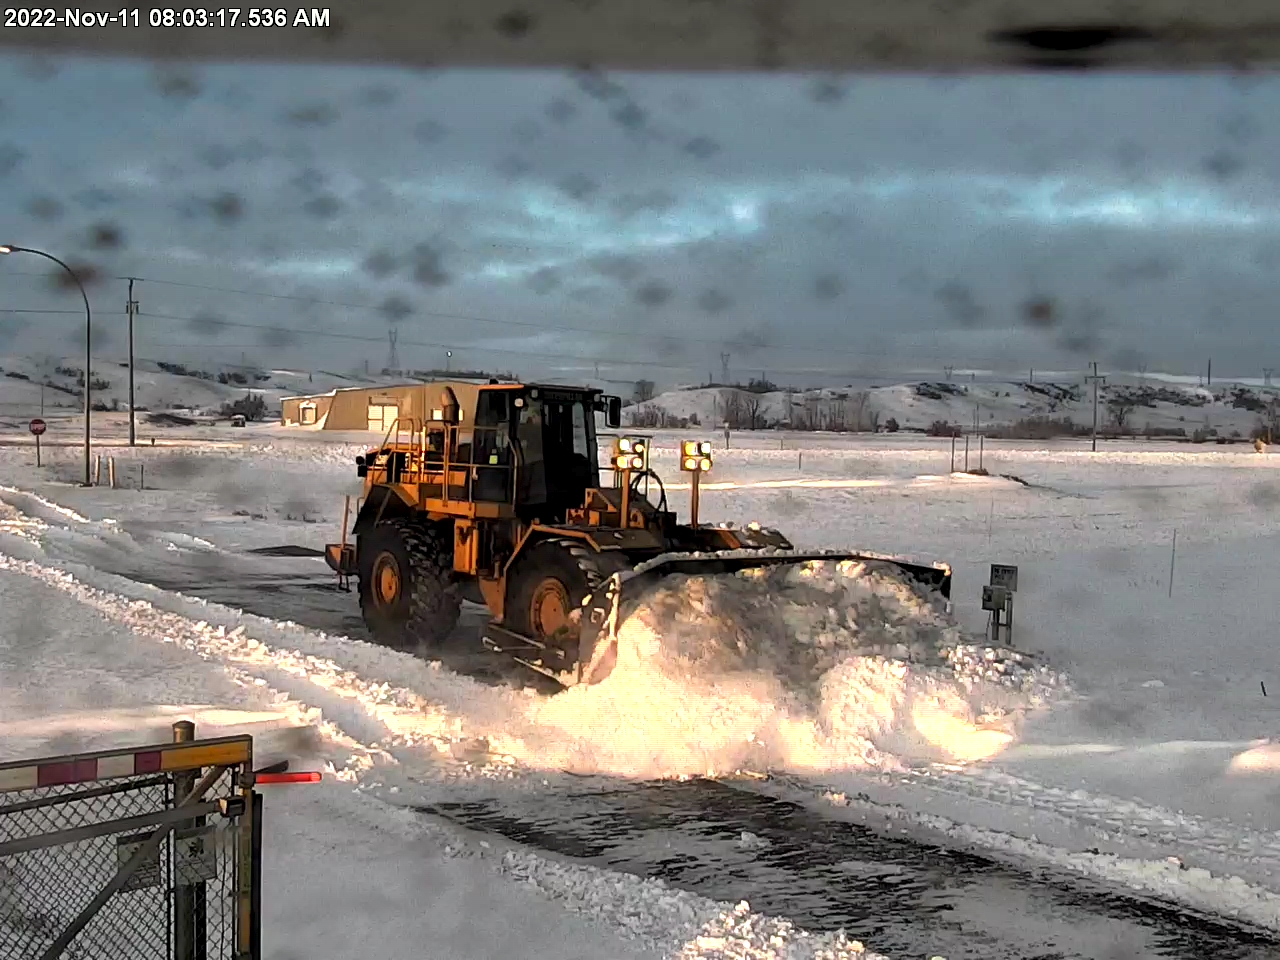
[702,388,882,432]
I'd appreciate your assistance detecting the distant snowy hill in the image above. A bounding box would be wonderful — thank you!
[626,376,1280,439]
[3,353,1276,442]
[0,354,403,422]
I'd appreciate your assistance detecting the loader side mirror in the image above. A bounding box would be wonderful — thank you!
[604,395,622,429]
[355,455,367,478]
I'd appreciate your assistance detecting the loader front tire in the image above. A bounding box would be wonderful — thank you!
[358,518,460,648]
[505,539,632,670]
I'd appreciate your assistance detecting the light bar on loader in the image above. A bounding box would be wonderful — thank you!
[613,437,652,529]
[679,439,713,526]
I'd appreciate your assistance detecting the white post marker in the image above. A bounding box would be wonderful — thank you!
[29,417,45,467]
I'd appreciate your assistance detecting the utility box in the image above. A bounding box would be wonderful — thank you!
[981,584,1009,612]
[983,564,1018,644]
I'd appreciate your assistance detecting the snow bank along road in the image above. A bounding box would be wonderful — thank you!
[4,434,1280,958]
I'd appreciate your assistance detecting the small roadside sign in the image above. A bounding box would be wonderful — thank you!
[989,563,1018,592]
[29,418,45,467]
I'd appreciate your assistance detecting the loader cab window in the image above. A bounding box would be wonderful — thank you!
[510,392,599,518]
[516,398,547,506]
[472,390,515,501]
[538,394,597,518]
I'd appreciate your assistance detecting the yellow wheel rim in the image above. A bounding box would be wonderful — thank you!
[372,553,402,606]
[530,578,572,639]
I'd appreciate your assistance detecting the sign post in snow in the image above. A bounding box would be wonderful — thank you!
[985,563,1018,644]
[29,418,45,466]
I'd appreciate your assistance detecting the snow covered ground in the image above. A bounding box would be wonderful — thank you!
[3,421,1280,955]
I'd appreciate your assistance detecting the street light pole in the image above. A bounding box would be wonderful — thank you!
[1085,360,1107,454]
[0,244,94,485]
[126,277,138,446]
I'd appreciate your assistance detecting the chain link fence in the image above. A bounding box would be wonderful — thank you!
[0,728,260,960]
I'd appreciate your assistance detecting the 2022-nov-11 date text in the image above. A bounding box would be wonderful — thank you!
[3,6,330,27]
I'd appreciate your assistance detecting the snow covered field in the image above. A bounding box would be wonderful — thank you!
[3,423,1280,956]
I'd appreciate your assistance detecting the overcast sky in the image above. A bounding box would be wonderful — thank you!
[0,54,1275,387]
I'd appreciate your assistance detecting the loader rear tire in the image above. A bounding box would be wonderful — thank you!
[505,539,631,669]
[358,518,460,649]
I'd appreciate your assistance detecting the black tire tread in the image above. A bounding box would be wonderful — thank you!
[400,519,462,644]
[359,517,460,647]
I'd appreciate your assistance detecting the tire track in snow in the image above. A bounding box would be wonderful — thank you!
[0,492,526,778]
[0,487,228,558]
[0,485,95,525]
[904,763,1280,870]
[0,548,402,782]
[751,771,1280,934]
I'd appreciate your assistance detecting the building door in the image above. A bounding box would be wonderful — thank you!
[368,403,399,432]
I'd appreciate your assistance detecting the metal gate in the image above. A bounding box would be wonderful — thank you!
[0,722,263,960]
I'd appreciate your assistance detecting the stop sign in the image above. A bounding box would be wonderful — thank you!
[29,418,46,436]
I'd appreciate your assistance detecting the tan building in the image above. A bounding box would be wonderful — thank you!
[280,381,515,432]
[280,383,428,432]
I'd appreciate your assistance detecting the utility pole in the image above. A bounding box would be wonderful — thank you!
[1207,358,1212,388]
[126,278,138,446]
[1085,361,1106,452]
[720,352,731,385]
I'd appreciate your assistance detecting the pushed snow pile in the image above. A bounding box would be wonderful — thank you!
[528,560,1068,778]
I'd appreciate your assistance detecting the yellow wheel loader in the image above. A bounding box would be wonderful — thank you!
[325,380,952,686]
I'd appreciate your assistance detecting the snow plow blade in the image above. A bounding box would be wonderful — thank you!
[572,550,952,687]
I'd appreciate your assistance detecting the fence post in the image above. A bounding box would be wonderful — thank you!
[950,434,956,473]
[139,463,145,490]
[172,720,207,960]
[94,454,102,486]
[108,457,117,490]
[964,434,970,472]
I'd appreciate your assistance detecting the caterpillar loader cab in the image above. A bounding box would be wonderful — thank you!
[325,380,953,687]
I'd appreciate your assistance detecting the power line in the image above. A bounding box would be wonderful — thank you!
[0,308,128,315]
[10,268,1149,377]
[135,309,702,373]
[2,268,889,363]
[3,268,764,351]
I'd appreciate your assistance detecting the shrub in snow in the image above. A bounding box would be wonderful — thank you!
[220,392,268,422]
